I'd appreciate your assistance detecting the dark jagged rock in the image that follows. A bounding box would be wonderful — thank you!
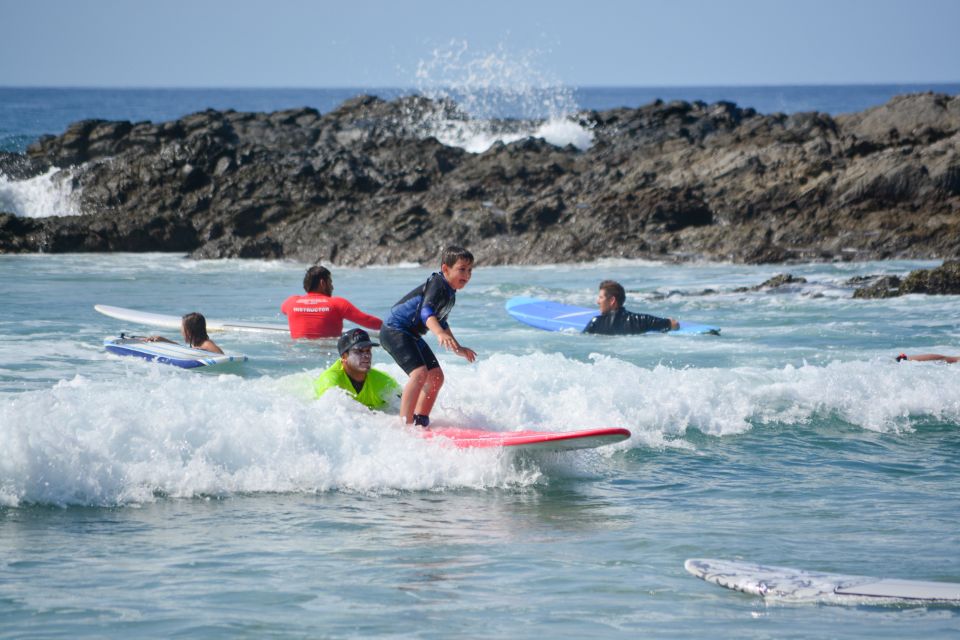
[0,213,44,251]
[0,152,50,180]
[2,92,959,266]
[759,274,808,288]
[733,273,808,293]
[853,261,960,298]
[900,260,960,294]
[852,275,903,299]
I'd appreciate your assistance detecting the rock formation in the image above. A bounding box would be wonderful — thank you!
[2,92,959,265]
[853,260,960,298]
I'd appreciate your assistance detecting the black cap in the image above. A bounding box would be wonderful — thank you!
[338,328,378,355]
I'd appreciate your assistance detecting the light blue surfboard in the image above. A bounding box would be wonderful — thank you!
[505,296,720,335]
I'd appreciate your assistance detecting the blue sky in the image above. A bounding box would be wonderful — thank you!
[1,0,958,88]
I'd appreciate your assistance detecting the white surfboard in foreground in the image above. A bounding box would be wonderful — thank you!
[685,558,960,604]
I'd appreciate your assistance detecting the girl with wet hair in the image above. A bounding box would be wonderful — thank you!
[145,312,223,354]
[180,312,222,353]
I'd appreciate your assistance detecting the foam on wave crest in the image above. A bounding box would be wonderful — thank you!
[0,167,79,217]
[444,353,960,440]
[0,367,555,508]
[3,350,959,507]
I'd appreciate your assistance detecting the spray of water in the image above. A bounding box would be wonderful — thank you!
[413,40,593,152]
[0,167,79,217]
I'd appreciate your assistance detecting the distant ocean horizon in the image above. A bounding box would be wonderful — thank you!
[3,83,959,153]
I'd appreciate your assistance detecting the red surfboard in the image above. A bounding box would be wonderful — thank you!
[419,426,631,452]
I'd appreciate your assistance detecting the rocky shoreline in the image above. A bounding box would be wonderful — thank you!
[1,92,959,266]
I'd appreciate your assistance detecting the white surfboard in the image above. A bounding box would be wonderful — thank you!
[95,304,289,334]
[685,558,960,604]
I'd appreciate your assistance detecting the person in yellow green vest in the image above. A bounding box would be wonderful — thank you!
[314,328,400,409]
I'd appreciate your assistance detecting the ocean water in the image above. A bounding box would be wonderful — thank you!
[1,253,959,638]
[2,81,960,636]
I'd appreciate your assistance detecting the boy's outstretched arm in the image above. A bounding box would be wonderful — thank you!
[425,316,476,362]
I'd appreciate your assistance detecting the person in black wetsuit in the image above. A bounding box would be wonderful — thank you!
[583,280,679,335]
[379,246,477,426]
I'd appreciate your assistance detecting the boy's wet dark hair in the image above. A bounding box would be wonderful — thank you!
[303,265,332,294]
[441,246,474,268]
[598,280,626,307]
[181,312,211,348]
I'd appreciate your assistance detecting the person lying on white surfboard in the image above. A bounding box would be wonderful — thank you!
[583,280,679,335]
[144,312,223,354]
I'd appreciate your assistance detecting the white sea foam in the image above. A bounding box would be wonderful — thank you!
[3,349,959,507]
[532,117,595,150]
[366,261,423,269]
[0,368,545,507]
[173,256,307,273]
[0,167,79,217]
[443,352,960,438]
[425,115,594,153]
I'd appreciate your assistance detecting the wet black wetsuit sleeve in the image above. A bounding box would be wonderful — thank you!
[583,308,672,335]
[421,274,454,330]
[388,273,453,335]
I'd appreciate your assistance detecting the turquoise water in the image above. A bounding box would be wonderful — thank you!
[1,254,959,637]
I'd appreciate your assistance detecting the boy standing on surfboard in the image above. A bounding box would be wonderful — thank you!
[379,246,477,426]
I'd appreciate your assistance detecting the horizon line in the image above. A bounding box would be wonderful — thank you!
[2,81,960,91]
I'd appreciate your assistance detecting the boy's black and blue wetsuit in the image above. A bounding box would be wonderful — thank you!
[380,273,456,374]
[583,308,672,335]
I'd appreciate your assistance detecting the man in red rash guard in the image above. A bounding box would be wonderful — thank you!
[281,265,383,339]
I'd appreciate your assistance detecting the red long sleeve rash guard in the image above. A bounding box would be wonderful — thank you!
[281,293,382,339]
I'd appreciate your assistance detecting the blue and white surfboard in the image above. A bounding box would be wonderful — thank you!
[103,336,248,369]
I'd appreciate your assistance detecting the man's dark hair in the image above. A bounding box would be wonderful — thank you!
[441,245,474,268]
[598,280,626,307]
[303,265,332,294]
[181,312,211,348]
